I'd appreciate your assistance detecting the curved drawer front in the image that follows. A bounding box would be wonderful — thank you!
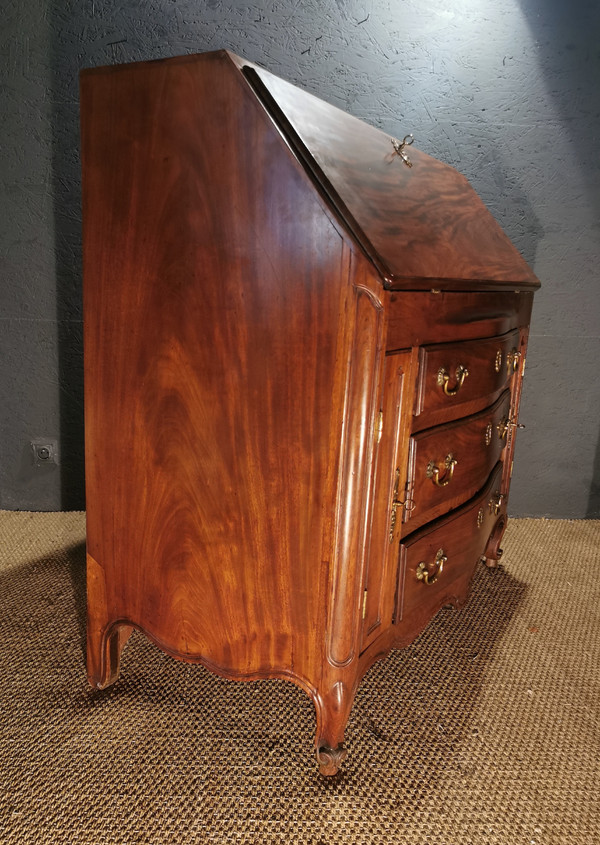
[415,329,519,427]
[396,464,503,629]
[404,391,511,531]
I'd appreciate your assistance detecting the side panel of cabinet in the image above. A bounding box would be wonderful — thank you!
[360,349,416,652]
[81,53,356,690]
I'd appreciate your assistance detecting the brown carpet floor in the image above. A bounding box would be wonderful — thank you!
[0,512,598,844]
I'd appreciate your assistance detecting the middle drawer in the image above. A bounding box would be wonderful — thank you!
[403,390,511,532]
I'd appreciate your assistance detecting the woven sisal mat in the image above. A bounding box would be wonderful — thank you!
[0,512,598,843]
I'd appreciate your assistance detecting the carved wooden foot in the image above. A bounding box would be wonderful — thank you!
[483,548,503,568]
[87,621,133,689]
[484,515,507,567]
[87,551,133,688]
[316,743,347,776]
[313,678,356,776]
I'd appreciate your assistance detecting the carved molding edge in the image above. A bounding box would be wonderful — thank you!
[327,282,385,668]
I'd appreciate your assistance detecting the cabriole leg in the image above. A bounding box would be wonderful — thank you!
[314,679,356,776]
[87,622,133,689]
[86,552,132,688]
[484,515,507,567]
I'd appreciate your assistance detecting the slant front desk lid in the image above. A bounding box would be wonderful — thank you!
[230,53,539,292]
[82,49,539,292]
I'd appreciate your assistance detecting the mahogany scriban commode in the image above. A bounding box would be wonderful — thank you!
[80,51,539,775]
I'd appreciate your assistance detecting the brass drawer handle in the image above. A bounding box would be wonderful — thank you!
[437,364,468,396]
[507,349,520,373]
[488,492,504,515]
[426,454,457,487]
[416,549,446,585]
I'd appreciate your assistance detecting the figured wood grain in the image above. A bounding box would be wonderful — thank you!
[241,59,540,291]
[81,51,351,690]
[414,330,519,429]
[396,464,503,631]
[405,391,511,532]
[386,291,534,350]
[81,50,538,775]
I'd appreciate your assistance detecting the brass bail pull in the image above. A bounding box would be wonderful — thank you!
[416,549,447,585]
[507,349,520,373]
[437,364,469,396]
[488,492,505,515]
[391,134,414,167]
[426,454,457,487]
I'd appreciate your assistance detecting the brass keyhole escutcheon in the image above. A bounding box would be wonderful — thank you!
[437,364,468,396]
[494,349,502,372]
[485,422,493,446]
[426,454,457,487]
[389,468,415,542]
[497,418,509,440]
[416,548,447,585]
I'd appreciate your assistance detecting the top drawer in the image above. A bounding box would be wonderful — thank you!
[414,330,519,428]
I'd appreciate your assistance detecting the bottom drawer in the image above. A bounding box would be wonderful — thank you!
[396,464,503,630]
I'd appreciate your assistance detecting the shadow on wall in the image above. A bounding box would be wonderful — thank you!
[50,29,153,510]
[516,0,600,517]
[51,25,150,512]
[48,2,599,516]
[51,60,85,511]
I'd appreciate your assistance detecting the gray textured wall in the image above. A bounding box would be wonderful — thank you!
[1,0,599,516]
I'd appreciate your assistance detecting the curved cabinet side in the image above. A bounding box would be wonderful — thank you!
[327,279,385,667]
